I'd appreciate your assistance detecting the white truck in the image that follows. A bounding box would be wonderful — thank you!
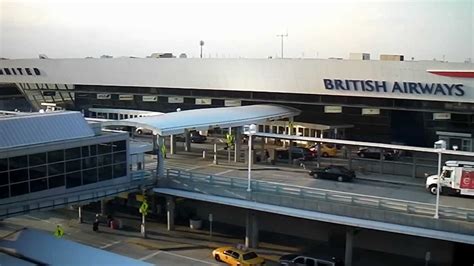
[426,161,474,196]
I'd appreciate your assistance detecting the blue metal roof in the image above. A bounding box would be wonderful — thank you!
[101,104,301,136]
[0,111,94,149]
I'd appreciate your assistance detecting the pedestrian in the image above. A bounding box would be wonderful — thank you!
[93,214,99,232]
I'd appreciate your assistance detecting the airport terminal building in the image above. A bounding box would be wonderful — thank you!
[0,56,473,149]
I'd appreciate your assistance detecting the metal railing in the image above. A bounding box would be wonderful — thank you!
[162,168,474,223]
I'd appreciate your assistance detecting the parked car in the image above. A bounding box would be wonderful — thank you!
[135,127,152,135]
[276,147,315,161]
[175,131,207,143]
[212,246,265,266]
[308,144,338,157]
[279,254,344,266]
[308,165,355,182]
[356,147,398,160]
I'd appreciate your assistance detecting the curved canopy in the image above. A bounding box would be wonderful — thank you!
[101,104,300,136]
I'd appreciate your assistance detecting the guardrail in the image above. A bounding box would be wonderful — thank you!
[162,168,474,223]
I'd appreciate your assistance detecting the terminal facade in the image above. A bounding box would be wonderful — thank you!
[0,57,473,150]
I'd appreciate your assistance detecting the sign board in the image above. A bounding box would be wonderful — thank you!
[460,170,474,189]
[97,93,111,100]
[324,106,342,113]
[119,94,134,101]
[225,99,241,107]
[433,113,451,120]
[142,95,158,102]
[362,108,380,115]
[195,98,212,105]
[168,97,184,103]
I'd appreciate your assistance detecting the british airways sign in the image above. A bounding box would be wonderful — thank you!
[323,79,465,97]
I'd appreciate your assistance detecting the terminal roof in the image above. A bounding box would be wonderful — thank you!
[101,104,301,136]
[0,111,94,149]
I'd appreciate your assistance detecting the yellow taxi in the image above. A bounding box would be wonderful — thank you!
[309,144,338,157]
[212,246,265,266]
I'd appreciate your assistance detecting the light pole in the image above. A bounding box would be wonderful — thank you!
[276,33,288,58]
[433,140,446,219]
[199,40,204,58]
[244,124,257,192]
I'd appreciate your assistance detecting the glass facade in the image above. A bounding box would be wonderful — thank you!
[0,140,127,199]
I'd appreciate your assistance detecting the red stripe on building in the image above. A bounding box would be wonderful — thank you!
[427,70,474,78]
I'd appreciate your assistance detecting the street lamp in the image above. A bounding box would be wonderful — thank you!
[244,124,257,192]
[199,40,205,58]
[434,140,446,219]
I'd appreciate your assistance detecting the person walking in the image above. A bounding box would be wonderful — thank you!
[93,214,100,232]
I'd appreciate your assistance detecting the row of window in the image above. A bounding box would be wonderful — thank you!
[0,163,127,199]
[0,141,126,172]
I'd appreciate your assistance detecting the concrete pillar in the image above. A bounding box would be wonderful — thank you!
[228,127,232,163]
[157,135,165,177]
[184,130,191,152]
[245,211,259,248]
[170,135,176,155]
[166,196,175,231]
[345,227,354,266]
[100,199,107,215]
[213,142,218,165]
[152,134,158,153]
[348,146,352,170]
[234,127,242,162]
[78,206,83,224]
[288,118,294,164]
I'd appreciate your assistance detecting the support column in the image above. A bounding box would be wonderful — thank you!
[170,135,176,155]
[166,196,175,231]
[228,127,232,163]
[213,141,218,165]
[157,135,165,177]
[184,130,191,152]
[345,227,354,266]
[288,118,294,164]
[234,127,241,162]
[78,206,83,224]
[100,199,107,215]
[245,211,259,248]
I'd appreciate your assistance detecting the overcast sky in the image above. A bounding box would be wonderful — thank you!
[1,0,473,62]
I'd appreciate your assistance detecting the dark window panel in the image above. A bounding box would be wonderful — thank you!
[49,175,65,188]
[0,172,8,186]
[10,182,29,197]
[81,146,90,157]
[98,166,113,181]
[90,145,97,156]
[48,150,64,163]
[65,147,81,160]
[98,154,112,166]
[29,165,47,180]
[10,169,28,183]
[0,158,8,171]
[9,155,28,170]
[29,153,46,166]
[113,152,126,164]
[98,143,112,154]
[0,185,9,199]
[82,169,98,185]
[48,162,64,175]
[66,171,82,188]
[113,163,127,178]
[30,178,48,192]
[82,157,97,169]
[66,159,81,173]
[113,141,126,152]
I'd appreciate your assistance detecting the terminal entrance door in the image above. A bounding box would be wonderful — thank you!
[391,110,424,146]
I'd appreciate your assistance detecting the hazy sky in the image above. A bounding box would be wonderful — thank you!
[1,0,473,62]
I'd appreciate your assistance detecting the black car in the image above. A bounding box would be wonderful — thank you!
[276,147,315,161]
[175,131,207,143]
[279,254,344,266]
[356,148,398,160]
[308,165,355,182]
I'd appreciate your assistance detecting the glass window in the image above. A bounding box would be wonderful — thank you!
[49,175,65,188]
[0,172,8,185]
[29,165,47,180]
[30,178,48,192]
[82,157,97,169]
[83,169,98,185]
[113,141,126,152]
[307,259,316,266]
[98,166,113,181]
[90,145,97,156]
[113,152,126,163]
[66,171,82,188]
[48,150,64,163]
[81,146,90,157]
[98,154,112,166]
[65,147,81,160]
[48,162,64,175]
[66,159,82,173]
[0,185,9,199]
[9,155,28,170]
[113,163,127,178]
[10,169,28,183]
[294,257,305,264]
[98,143,112,154]
[10,182,29,197]
[29,153,46,166]
[0,158,7,171]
